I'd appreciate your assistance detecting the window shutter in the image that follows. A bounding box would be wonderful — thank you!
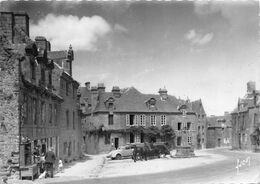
[126,114,129,126]
[134,115,138,126]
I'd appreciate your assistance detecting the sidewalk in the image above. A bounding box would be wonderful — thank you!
[6,154,106,184]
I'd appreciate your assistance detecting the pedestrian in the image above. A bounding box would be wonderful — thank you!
[143,142,149,161]
[58,158,63,173]
[44,147,56,178]
[132,145,137,162]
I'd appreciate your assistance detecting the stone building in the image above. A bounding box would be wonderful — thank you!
[191,99,207,149]
[206,112,232,148]
[231,81,260,151]
[0,11,81,177]
[80,83,201,154]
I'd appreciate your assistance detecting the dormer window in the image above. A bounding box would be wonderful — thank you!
[108,103,113,110]
[146,98,157,110]
[178,104,187,116]
[105,97,115,110]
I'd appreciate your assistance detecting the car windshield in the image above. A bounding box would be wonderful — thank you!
[118,146,126,150]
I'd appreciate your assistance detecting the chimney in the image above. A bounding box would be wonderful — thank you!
[158,87,168,100]
[47,41,51,51]
[112,86,121,98]
[90,86,98,114]
[0,12,14,43]
[63,45,73,76]
[247,81,256,94]
[97,83,105,93]
[35,36,47,50]
[85,82,90,90]
[13,12,29,43]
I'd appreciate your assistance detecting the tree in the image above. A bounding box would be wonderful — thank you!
[160,125,176,149]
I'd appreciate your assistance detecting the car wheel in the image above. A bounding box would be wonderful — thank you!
[116,154,122,160]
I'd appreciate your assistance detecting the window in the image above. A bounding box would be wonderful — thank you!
[32,98,37,124]
[31,62,36,80]
[41,68,45,84]
[126,114,130,126]
[129,114,135,126]
[140,115,146,126]
[66,110,69,128]
[198,126,200,132]
[150,115,156,126]
[135,133,140,143]
[72,87,75,99]
[54,104,57,125]
[49,104,52,124]
[41,101,45,124]
[178,122,182,130]
[73,140,75,152]
[202,125,204,132]
[108,103,113,109]
[48,71,52,86]
[177,136,182,146]
[63,142,67,154]
[73,111,75,129]
[161,115,166,126]
[66,82,69,96]
[50,137,53,147]
[202,138,204,143]
[108,114,113,125]
[187,122,191,130]
[188,136,192,144]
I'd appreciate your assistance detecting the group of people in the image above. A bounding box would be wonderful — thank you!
[33,147,63,179]
[132,142,150,162]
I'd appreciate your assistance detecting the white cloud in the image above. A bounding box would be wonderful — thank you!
[30,14,111,51]
[114,24,128,33]
[185,29,214,46]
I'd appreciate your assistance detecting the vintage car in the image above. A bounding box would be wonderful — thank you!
[106,145,136,160]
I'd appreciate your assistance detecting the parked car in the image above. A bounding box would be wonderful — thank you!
[106,145,136,160]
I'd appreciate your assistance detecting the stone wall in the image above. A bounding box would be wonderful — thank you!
[83,112,198,154]
[0,33,21,167]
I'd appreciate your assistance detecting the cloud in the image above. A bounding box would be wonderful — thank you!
[30,14,111,51]
[193,1,257,29]
[114,24,128,33]
[185,29,214,46]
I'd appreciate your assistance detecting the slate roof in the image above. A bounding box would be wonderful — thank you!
[47,50,67,60]
[82,87,195,114]
[207,115,232,128]
[191,99,206,115]
[231,92,258,114]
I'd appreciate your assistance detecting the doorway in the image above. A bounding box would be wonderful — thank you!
[114,138,119,149]
[217,138,221,147]
[130,133,135,143]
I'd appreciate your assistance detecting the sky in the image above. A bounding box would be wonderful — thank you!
[0,1,259,116]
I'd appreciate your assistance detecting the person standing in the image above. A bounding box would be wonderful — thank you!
[45,147,56,178]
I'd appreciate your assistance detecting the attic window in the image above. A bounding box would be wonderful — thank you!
[146,98,157,109]
[108,103,113,109]
[105,97,115,110]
